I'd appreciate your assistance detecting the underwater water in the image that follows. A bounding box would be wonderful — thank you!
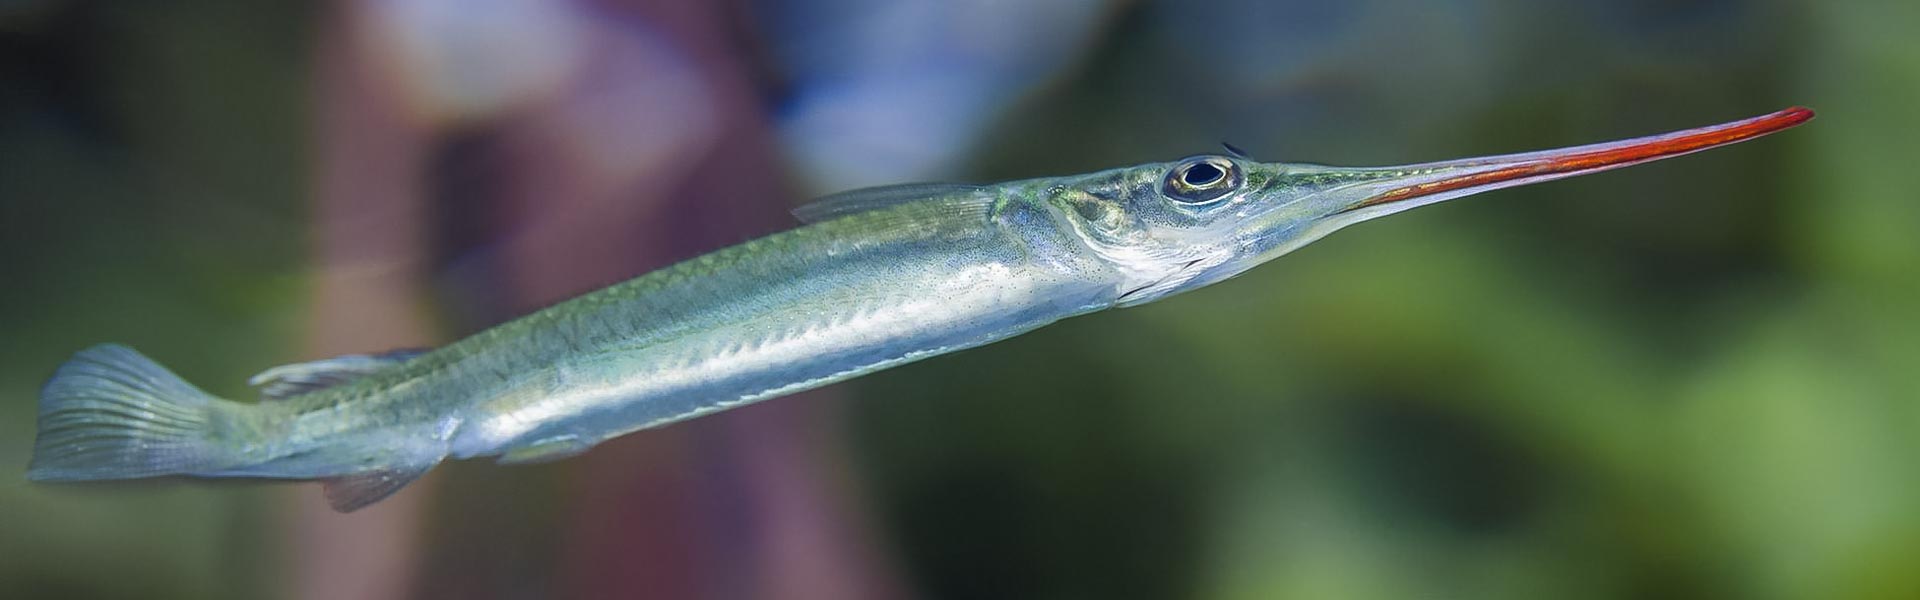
[0,1,1915,598]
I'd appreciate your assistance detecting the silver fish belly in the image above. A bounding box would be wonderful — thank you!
[436,198,1112,461]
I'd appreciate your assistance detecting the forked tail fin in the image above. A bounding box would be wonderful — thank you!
[27,344,248,481]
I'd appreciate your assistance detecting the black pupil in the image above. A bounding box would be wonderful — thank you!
[1183,162,1225,187]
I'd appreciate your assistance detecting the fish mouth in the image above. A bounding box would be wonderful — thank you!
[1338,106,1815,214]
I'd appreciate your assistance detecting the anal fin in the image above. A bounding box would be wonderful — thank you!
[497,435,594,465]
[321,461,437,512]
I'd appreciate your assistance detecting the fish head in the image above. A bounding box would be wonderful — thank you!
[1049,107,1812,306]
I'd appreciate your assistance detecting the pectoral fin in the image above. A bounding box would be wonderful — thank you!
[792,183,992,223]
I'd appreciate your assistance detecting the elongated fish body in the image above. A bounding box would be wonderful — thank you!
[318,184,1111,465]
[26,107,1814,511]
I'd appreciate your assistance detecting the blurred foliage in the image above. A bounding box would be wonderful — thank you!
[0,2,309,598]
[1,0,1916,599]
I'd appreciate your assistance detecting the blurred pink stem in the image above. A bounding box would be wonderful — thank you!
[286,3,439,600]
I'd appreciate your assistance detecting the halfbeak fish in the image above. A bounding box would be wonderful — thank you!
[27,107,1813,511]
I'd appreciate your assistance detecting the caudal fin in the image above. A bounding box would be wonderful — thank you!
[27,344,245,481]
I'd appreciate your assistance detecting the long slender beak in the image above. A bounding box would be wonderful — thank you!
[1335,107,1814,215]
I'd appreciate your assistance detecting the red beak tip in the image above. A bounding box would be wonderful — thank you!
[1349,105,1817,212]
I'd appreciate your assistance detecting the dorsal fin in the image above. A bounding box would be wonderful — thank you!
[792,183,990,224]
[247,348,428,401]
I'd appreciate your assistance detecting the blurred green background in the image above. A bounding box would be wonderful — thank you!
[2,1,1916,599]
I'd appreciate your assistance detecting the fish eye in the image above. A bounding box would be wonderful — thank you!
[1163,157,1241,205]
[1183,162,1225,186]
